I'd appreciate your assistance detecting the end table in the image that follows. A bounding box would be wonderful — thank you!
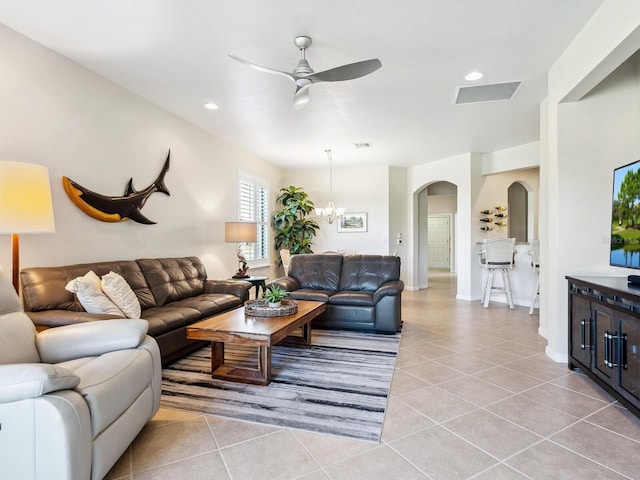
[229,275,267,299]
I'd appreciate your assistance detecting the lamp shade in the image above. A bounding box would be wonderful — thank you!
[224,222,257,243]
[0,161,55,233]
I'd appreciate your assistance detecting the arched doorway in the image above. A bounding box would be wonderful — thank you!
[417,181,458,290]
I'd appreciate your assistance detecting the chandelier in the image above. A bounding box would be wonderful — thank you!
[315,149,345,224]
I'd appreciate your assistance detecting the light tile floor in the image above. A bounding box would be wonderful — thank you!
[107,271,640,479]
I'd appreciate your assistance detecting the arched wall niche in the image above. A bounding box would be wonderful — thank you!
[508,180,535,242]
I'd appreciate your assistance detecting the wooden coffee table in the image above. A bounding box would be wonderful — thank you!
[186,300,326,385]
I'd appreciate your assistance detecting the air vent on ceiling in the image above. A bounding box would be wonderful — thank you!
[354,142,371,149]
[453,81,523,104]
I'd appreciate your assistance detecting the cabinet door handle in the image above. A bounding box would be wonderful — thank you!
[604,331,621,368]
[580,319,590,349]
[622,333,628,370]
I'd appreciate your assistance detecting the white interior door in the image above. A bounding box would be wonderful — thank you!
[428,215,450,269]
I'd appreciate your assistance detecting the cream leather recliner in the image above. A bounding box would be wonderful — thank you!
[0,267,162,480]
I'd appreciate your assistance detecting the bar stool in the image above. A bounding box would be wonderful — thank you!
[528,239,540,314]
[479,238,515,309]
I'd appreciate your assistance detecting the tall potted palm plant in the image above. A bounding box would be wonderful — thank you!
[272,186,319,259]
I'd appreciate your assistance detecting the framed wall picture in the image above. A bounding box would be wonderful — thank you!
[338,212,368,232]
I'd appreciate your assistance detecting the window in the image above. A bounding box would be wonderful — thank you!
[238,171,269,265]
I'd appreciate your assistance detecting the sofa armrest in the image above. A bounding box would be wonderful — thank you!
[204,280,251,302]
[372,280,405,304]
[27,310,124,329]
[268,276,301,292]
[0,364,80,403]
[36,319,149,364]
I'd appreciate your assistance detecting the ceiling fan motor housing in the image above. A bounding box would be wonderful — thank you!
[294,36,312,50]
[294,58,314,76]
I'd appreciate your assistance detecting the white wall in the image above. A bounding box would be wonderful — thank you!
[408,153,480,296]
[472,168,539,242]
[389,166,408,260]
[482,142,540,175]
[407,147,540,300]
[283,165,390,255]
[544,0,640,361]
[427,195,456,215]
[0,24,284,281]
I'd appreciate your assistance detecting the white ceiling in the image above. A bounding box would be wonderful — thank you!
[0,0,603,169]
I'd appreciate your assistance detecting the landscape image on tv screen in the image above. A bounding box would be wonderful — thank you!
[611,159,640,268]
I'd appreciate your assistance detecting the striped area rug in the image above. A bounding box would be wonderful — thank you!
[161,329,401,442]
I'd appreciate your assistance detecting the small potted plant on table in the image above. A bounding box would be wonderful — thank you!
[264,285,289,308]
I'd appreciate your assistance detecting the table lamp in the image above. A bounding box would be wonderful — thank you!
[224,222,257,278]
[0,161,56,292]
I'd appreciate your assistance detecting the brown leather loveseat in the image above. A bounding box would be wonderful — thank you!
[20,256,250,364]
[268,253,404,333]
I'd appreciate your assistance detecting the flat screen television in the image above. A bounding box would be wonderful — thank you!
[611,159,640,268]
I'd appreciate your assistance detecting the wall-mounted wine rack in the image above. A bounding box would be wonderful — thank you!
[480,206,507,230]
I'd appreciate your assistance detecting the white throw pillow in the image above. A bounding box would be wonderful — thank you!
[101,271,141,319]
[65,271,125,317]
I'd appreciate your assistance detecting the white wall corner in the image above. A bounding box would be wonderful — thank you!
[545,345,569,364]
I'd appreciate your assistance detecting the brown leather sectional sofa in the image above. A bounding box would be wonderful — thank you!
[20,256,250,364]
[268,253,404,333]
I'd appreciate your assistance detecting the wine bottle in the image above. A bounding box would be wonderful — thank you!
[479,217,493,223]
[495,213,507,218]
[480,226,493,231]
[480,210,492,215]
[495,221,507,226]
[495,205,507,211]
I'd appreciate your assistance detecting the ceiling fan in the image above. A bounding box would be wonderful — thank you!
[229,36,382,109]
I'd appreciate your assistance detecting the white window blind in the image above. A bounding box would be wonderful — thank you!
[238,171,269,264]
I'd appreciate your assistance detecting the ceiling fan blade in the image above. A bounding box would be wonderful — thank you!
[306,59,382,83]
[228,55,296,83]
[293,86,310,110]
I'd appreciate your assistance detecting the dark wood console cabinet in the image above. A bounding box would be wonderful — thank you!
[567,276,640,418]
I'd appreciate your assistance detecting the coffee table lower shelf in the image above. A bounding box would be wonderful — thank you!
[186,300,325,385]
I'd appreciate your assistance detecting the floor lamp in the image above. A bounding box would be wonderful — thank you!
[225,222,257,279]
[0,161,56,293]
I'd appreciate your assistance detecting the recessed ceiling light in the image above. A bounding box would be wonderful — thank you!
[464,72,484,81]
[204,102,219,110]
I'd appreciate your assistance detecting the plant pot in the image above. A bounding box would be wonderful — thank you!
[268,301,281,308]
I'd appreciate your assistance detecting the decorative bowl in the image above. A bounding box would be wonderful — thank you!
[244,298,298,317]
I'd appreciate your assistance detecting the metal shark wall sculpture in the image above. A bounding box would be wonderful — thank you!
[62,151,171,224]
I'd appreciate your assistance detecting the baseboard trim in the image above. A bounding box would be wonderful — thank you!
[545,345,568,364]
[456,294,478,301]
[538,326,548,339]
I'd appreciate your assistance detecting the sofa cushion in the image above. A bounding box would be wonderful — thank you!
[137,257,207,307]
[288,289,334,303]
[65,271,125,317]
[166,293,243,317]
[21,260,157,313]
[328,291,375,306]
[140,306,202,337]
[288,254,343,292]
[101,271,141,319]
[339,255,401,292]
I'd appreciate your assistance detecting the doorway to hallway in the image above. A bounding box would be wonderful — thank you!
[427,215,451,269]
[417,181,457,292]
